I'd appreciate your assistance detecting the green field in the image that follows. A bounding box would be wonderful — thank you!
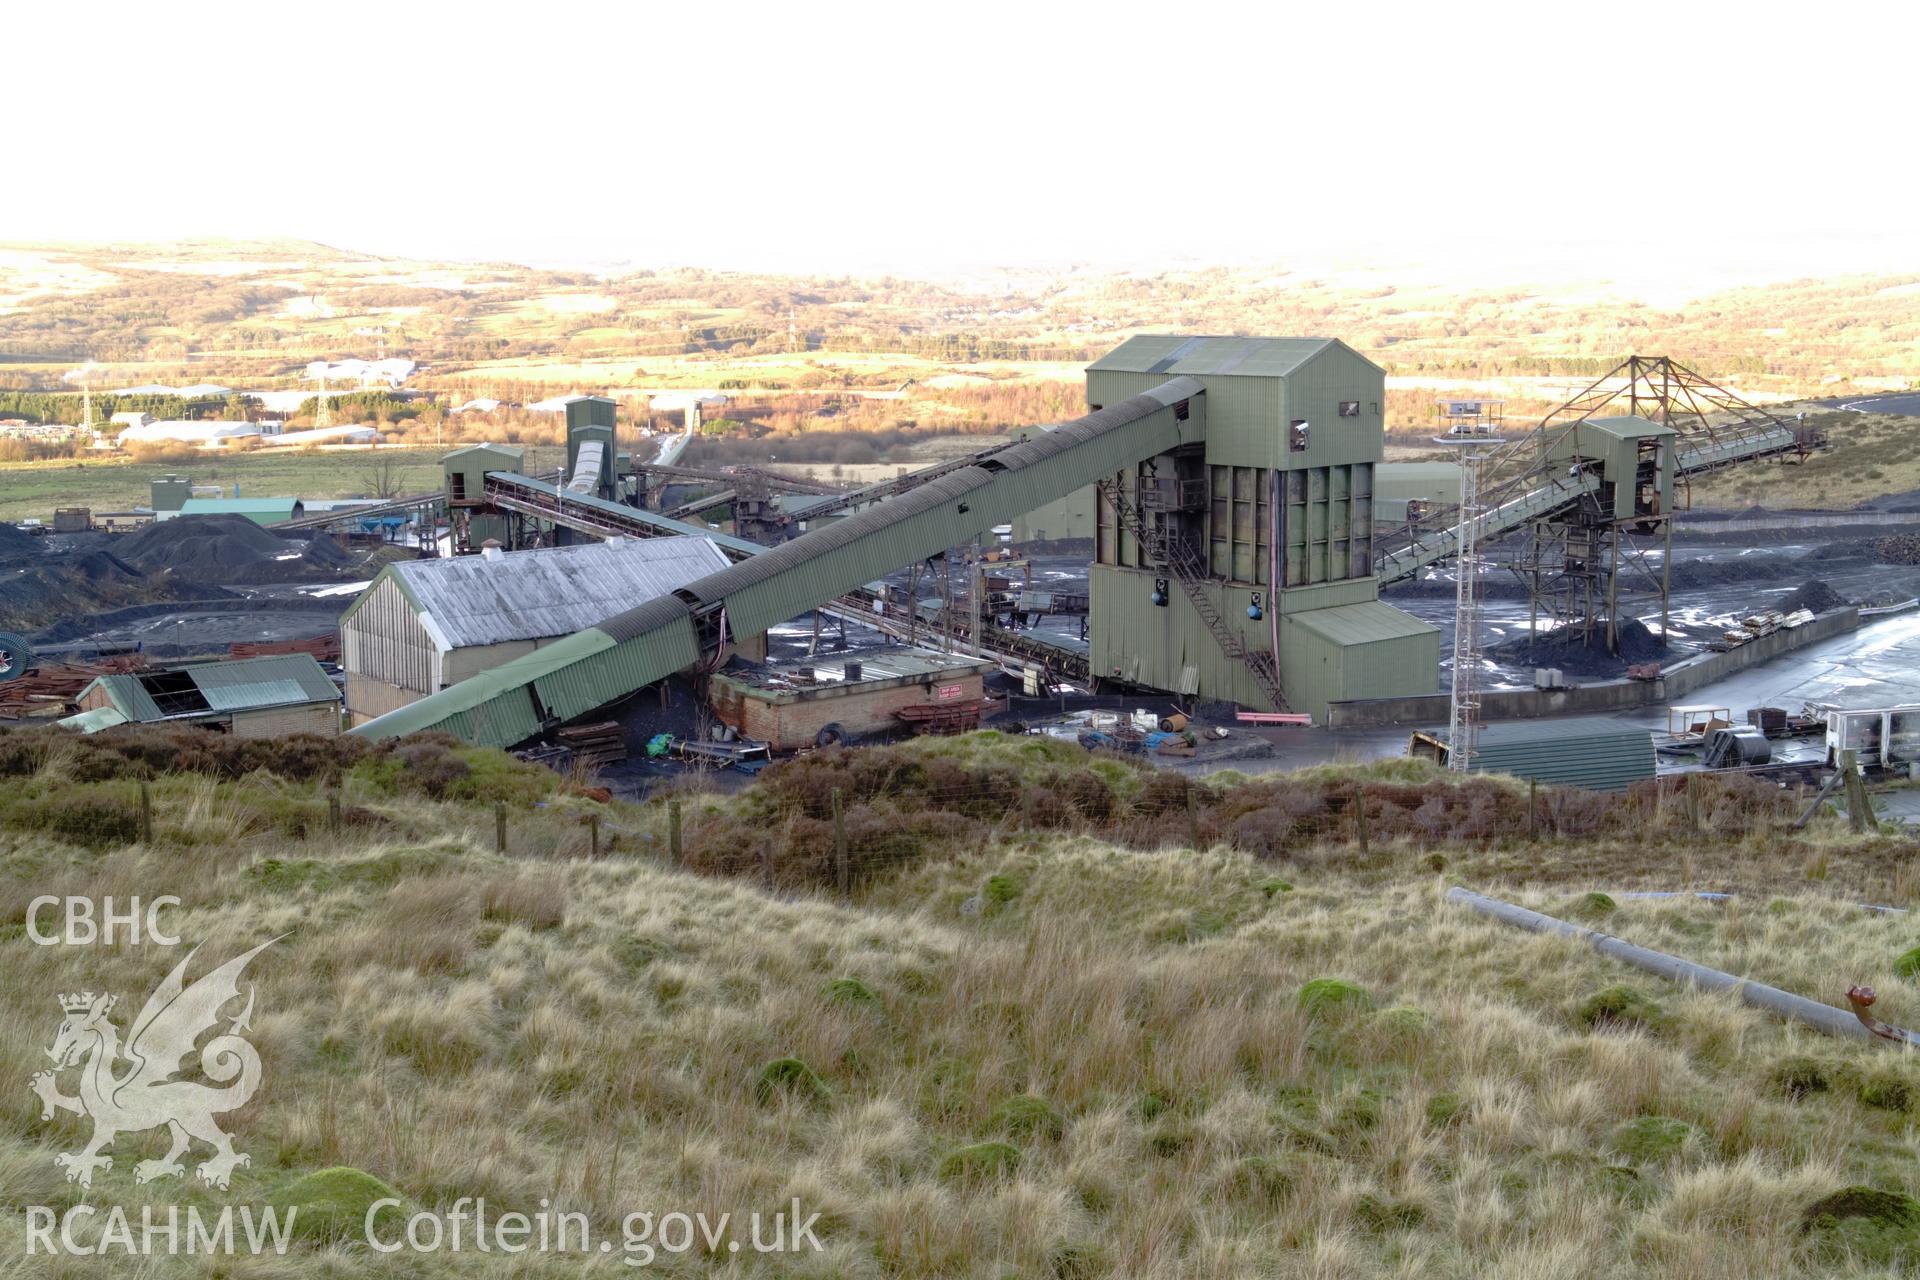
[0,446,567,524]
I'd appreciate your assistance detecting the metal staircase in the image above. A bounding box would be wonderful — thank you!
[1098,479,1286,710]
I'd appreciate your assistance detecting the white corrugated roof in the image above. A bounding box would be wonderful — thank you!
[388,536,730,649]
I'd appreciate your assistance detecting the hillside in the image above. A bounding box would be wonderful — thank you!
[3,728,1919,1276]
[2,241,1916,436]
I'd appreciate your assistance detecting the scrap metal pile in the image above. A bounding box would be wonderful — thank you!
[0,655,148,719]
[1705,608,1814,652]
[229,634,342,663]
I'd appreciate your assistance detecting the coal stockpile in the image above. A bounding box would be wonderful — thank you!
[1487,617,1669,677]
[112,515,356,584]
[0,522,39,560]
[1778,578,1848,614]
[1876,534,1920,566]
[0,549,219,632]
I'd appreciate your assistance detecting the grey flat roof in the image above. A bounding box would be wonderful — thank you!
[718,645,995,696]
[1476,716,1651,745]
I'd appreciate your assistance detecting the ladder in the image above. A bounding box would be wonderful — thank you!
[1099,479,1286,710]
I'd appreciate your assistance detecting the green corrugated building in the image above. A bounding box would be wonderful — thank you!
[176,497,305,525]
[1081,335,1437,719]
[1013,489,1099,542]
[1373,461,1461,524]
[443,444,525,507]
[1419,717,1656,792]
[565,395,618,498]
[63,654,342,738]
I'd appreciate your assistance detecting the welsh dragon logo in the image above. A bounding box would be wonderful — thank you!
[29,937,279,1190]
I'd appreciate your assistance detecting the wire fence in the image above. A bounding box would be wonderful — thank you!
[560,764,1859,901]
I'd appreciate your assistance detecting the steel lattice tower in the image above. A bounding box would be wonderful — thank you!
[1436,402,1504,772]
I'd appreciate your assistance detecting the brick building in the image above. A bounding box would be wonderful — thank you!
[708,647,995,749]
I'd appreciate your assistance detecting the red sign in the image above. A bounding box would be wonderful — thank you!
[936,684,965,700]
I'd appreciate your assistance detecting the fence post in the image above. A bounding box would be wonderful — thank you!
[1528,778,1538,841]
[1354,783,1369,855]
[761,841,775,894]
[327,791,342,837]
[138,781,152,845]
[589,813,601,860]
[1842,750,1871,833]
[832,788,848,903]
[1685,774,1702,836]
[494,801,507,854]
[668,799,682,867]
[1186,786,1202,852]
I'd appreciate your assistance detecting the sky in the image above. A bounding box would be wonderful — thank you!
[8,0,1920,291]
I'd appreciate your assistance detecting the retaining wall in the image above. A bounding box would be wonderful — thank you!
[1327,607,1862,729]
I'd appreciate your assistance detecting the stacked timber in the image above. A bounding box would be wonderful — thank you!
[555,721,627,768]
[0,656,148,718]
[896,701,984,735]
[231,634,341,663]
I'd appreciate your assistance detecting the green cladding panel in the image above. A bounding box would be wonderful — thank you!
[1466,717,1656,792]
[443,444,525,507]
[564,396,617,432]
[1087,336,1384,472]
[150,475,193,513]
[565,396,619,495]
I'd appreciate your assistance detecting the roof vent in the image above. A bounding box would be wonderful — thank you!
[605,535,625,548]
[480,539,504,562]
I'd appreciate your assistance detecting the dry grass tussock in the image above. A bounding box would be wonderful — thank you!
[1,726,1919,1274]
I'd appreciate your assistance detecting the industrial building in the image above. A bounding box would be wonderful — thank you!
[347,346,1445,747]
[709,648,996,749]
[117,420,263,447]
[1083,336,1438,718]
[64,654,342,737]
[330,340,1821,754]
[339,534,737,723]
[178,497,305,524]
[1411,717,1656,792]
[1373,461,1461,525]
[1012,490,1098,543]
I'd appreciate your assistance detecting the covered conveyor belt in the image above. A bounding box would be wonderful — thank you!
[1375,393,1812,586]
[484,472,766,557]
[565,440,606,493]
[349,377,1202,745]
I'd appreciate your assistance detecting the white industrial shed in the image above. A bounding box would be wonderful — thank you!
[118,420,262,446]
[338,536,733,724]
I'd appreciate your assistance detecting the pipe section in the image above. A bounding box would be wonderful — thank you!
[1445,886,1920,1048]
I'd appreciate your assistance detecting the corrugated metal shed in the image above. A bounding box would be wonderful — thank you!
[178,497,304,524]
[1466,717,1655,792]
[82,654,340,723]
[377,537,730,649]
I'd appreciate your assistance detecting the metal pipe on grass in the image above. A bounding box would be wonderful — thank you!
[1445,886,1920,1048]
